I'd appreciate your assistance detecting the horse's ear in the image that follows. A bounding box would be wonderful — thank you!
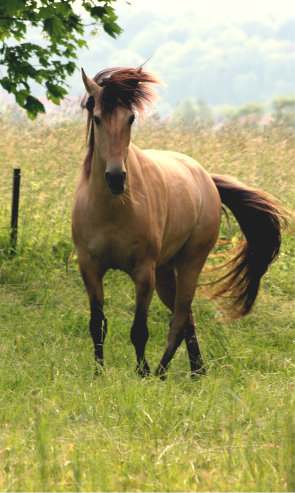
[81,68,100,98]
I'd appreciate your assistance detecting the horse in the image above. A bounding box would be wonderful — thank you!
[72,65,285,378]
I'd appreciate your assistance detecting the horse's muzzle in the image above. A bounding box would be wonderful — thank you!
[105,170,127,195]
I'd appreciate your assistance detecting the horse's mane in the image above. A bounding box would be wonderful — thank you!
[94,66,160,115]
[82,66,161,177]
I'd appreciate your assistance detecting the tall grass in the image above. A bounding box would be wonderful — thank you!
[0,113,294,491]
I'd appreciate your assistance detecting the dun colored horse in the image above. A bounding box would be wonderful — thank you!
[72,66,284,378]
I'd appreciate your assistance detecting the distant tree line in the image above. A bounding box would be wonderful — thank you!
[173,95,295,127]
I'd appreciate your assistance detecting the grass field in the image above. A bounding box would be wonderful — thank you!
[0,113,295,491]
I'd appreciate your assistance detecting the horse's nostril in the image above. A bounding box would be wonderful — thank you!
[105,170,127,194]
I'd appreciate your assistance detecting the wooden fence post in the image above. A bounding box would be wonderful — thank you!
[10,168,21,255]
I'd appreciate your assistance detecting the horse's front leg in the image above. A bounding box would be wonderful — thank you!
[77,250,106,375]
[89,292,107,373]
[130,264,155,377]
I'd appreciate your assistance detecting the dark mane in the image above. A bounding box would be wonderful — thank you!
[95,66,160,115]
[82,66,161,177]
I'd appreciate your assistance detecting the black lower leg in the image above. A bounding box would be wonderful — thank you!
[90,298,107,372]
[155,325,185,379]
[130,308,150,377]
[184,322,205,376]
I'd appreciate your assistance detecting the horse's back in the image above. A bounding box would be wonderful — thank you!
[141,148,218,198]
[139,147,221,221]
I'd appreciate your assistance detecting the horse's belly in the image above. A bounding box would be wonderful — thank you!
[157,224,194,265]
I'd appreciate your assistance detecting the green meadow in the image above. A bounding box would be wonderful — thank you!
[0,113,294,491]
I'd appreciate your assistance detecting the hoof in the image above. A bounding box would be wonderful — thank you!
[136,362,150,378]
[155,365,166,380]
[94,362,104,379]
[190,367,206,379]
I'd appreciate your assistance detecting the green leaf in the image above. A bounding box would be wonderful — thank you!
[103,20,122,38]
[46,81,67,100]
[37,6,53,20]
[0,77,15,93]
[90,6,106,18]
[15,89,29,106]
[23,95,45,119]
[55,2,71,16]
[0,0,25,16]
[76,39,87,48]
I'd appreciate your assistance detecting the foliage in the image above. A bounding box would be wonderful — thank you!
[272,96,295,127]
[0,0,121,118]
[234,102,265,119]
[0,116,294,491]
[174,97,212,123]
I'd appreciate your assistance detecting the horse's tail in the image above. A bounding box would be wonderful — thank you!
[210,173,287,318]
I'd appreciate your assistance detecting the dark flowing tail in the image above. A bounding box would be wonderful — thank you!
[210,174,287,318]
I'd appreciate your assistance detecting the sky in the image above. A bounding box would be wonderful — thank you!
[124,0,294,18]
[78,0,295,86]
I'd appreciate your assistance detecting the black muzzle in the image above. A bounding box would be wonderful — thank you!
[105,170,127,195]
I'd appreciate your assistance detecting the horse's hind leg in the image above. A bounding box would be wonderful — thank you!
[156,263,204,377]
[155,263,176,312]
[155,250,210,379]
[130,264,155,377]
[184,310,205,376]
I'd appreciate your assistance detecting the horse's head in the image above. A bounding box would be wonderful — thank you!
[81,66,160,195]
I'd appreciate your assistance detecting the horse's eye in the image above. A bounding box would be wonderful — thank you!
[94,115,101,125]
[129,115,135,125]
[85,96,94,113]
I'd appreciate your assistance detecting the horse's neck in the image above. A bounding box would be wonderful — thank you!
[88,144,138,205]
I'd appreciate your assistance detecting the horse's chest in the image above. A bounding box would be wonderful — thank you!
[73,192,157,271]
[85,224,143,271]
